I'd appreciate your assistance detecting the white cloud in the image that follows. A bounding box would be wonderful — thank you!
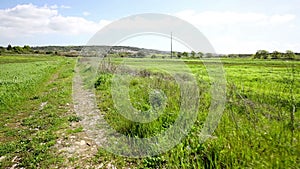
[174,10,298,53]
[50,4,58,9]
[48,15,100,34]
[0,3,109,38]
[60,5,71,9]
[175,10,296,26]
[269,14,296,24]
[212,37,300,54]
[49,4,71,9]
[83,11,91,16]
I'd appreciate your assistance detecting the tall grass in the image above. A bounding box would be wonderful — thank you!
[93,58,299,168]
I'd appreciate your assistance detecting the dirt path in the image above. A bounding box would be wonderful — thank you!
[53,70,108,168]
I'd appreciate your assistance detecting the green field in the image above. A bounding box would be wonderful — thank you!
[0,55,76,168]
[1,55,299,168]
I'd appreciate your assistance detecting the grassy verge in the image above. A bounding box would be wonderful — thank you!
[92,58,299,168]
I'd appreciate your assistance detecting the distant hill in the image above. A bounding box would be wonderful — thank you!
[31,45,170,56]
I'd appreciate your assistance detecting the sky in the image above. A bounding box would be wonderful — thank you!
[0,0,300,54]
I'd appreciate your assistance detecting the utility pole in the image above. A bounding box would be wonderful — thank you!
[171,32,173,59]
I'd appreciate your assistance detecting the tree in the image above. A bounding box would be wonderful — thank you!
[285,50,295,59]
[271,51,281,59]
[118,52,131,58]
[45,51,53,55]
[177,52,182,58]
[22,45,32,53]
[13,46,23,53]
[198,52,203,58]
[191,51,196,58]
[23,45,31,51]
[7,44,12,50]
[182,52,189,58]
[254,50,269,59]
[136,51,146,58]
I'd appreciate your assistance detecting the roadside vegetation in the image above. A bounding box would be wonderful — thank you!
[92,58,299,168]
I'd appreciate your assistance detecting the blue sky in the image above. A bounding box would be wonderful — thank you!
[1,0,300,53]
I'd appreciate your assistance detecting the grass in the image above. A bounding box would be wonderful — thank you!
[0,55,76,168]
[0,55,299,168]
[92,57,300,168]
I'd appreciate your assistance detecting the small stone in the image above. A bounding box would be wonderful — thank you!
[39,102,48,110]
[11,164,18,169]
[96,163,104,169]
[107,163,116,169]
[12,156,18,162]
[80,140,86,146]
[67,147,76,154]
[0,156,6,162]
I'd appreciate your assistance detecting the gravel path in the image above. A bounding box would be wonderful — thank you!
[53,68,108,168]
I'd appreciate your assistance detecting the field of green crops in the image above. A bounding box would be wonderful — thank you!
[0,55,299,168]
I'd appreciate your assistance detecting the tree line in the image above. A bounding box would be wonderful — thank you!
[0,44,75,56]
[253,50,296,60]
[0,44,298,60]
[0,44,33,54]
